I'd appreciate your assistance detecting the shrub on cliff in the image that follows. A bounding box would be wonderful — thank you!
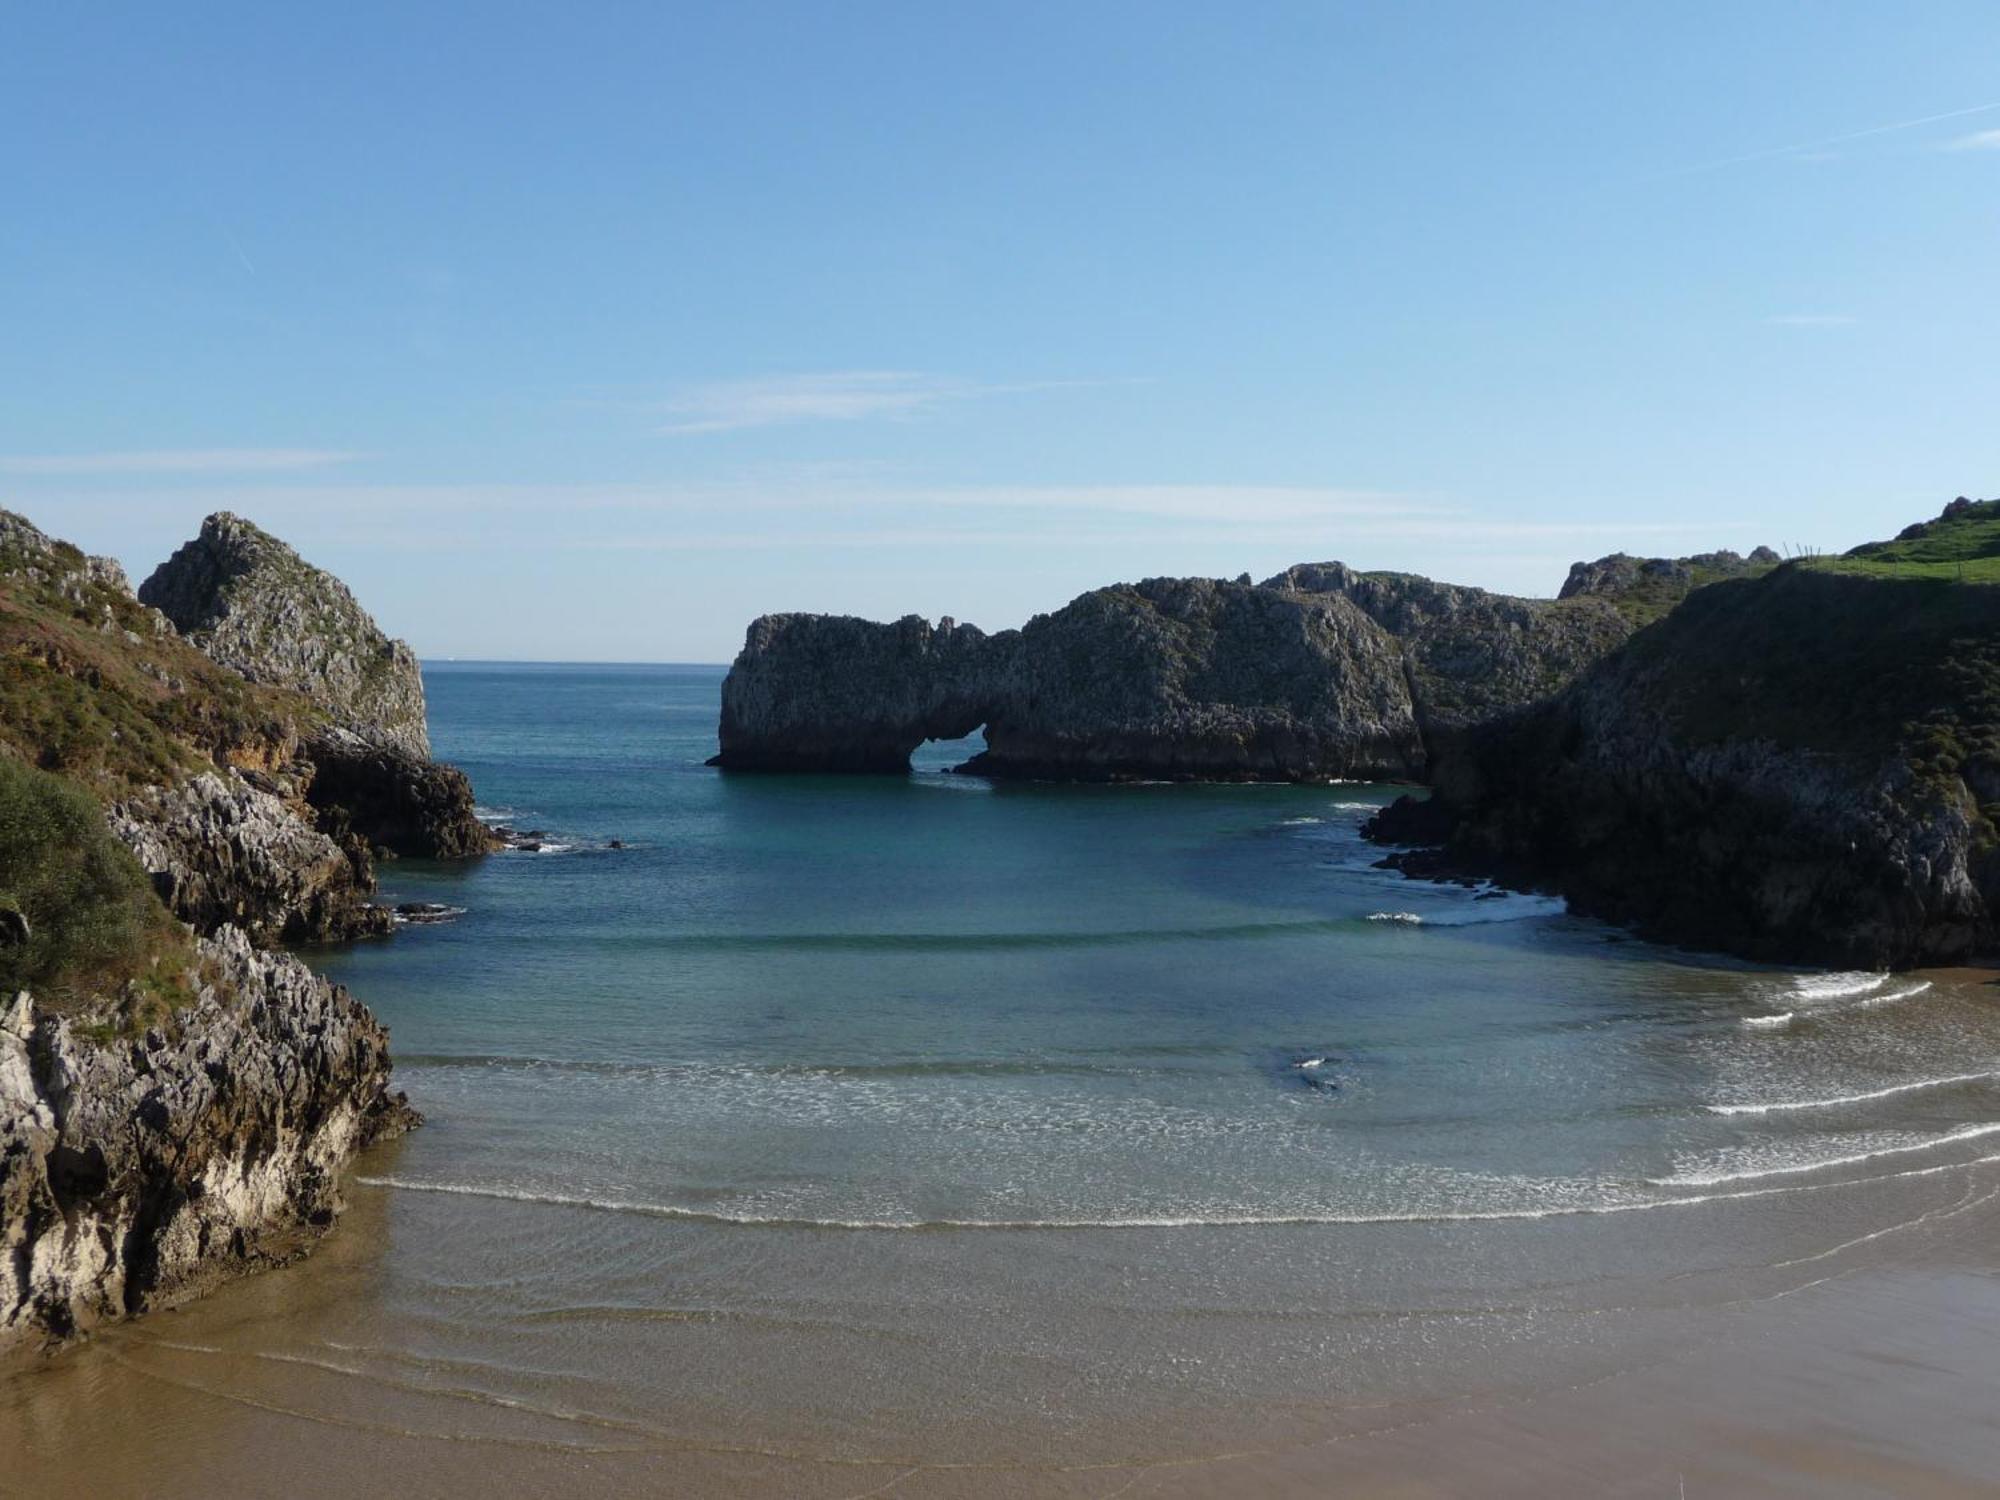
[0,755,191,1013]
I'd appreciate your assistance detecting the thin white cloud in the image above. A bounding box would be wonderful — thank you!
[0,448,359,475]
[1764,314,1858,327]
[1943,128,2000,151]
[31,480,1735,561]
[1665,99,2000,176]
[656,371,1131,434]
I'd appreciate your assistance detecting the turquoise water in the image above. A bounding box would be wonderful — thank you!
[272,661,2000,1471]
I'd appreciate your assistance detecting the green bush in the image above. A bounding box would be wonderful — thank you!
[0,754,190,1014]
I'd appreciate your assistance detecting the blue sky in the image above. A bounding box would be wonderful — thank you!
[4,3,1996,661]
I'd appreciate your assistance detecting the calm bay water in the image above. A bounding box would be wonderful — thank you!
[12,661,2000,1495]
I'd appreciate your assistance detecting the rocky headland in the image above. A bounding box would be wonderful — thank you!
[713,550,1755,782]
[1371,501,2000,969]
[713,509,2000,968]
[0,506,475,1353]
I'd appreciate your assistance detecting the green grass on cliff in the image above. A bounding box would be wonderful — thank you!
[0,755,194,1021]
[1807,498,2000,583]
[0,522,319,796]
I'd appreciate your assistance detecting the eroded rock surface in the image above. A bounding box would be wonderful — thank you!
[715,564,1645,781]
[109,773,391,945]
[140,512,431,759]
[0,929,417,1348]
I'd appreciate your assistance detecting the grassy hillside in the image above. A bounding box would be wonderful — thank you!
[1811,497,2000,582]
[0,513,319,796]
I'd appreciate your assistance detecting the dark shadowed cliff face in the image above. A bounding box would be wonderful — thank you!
[1376,562,2000,968]
[715,579,1425,782]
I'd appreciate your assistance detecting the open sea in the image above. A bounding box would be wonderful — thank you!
[10,661,2000,1496]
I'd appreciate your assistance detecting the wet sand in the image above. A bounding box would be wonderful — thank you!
[6,1158,1999,1498]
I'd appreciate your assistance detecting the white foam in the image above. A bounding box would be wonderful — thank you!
[1790,971,1888,1002]
[1650,1122,2000,1188]
[1367,911,1424,926]
[357,1152,2000,1231]
[1295,1057,1328,1071]
[1279,816,1325,826]
[1741,1012,1794,1030]
[1708,1069,2000,1115]
[1852,980,1933,1009]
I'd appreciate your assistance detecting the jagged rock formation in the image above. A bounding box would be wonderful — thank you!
[1371,526,2000,967]
[714,559,1694,781]
[0,504,465,1353]
[1,928,417,1347]
[966,578,1422,780]
[141,512,431,760]
[717,581,1427,781]
[1257,563,1633,739]
[109,773,391,945]
[136,512,492,860]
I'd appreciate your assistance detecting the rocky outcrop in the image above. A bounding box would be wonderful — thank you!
[108,773,392,946]
[1370,562,2000,967]
[1557,547,1782,624]
[716,613,994,772]
[967,578,1421,780]
[304,730,495,860]
[0,504,463,1354]
[716,566,1639,782]
[716,580,1425,782]
[1258,563,1634,738]
[1,928,417,1349]
[140,512,431,759]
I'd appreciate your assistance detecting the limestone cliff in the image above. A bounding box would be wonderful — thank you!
[0,506,452,1354]
[1258,563,1634,739]
[1,928,416,1347]
[137,513,493,862]
[140,512,431,759]
[109,773,392,945]
[717,613,993,771]
[715,561,1661,781]
[967,577,1421,780]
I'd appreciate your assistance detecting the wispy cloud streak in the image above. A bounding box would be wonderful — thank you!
[0,449,358,476]
[1665,99,2000,176]
[657,371,1128,433]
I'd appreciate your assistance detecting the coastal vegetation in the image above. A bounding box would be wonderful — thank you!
[0,755,192,1025]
